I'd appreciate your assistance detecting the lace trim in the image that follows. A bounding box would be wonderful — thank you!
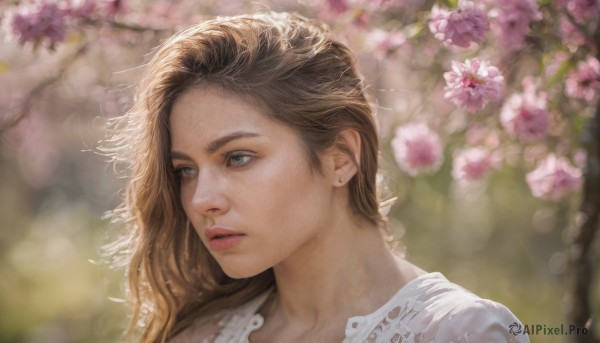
[214,288,273,343]
[345,272,444,337]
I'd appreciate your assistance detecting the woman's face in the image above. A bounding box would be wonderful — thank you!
[169,86,336,278]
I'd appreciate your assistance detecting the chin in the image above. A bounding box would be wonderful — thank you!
[217,258,271,279]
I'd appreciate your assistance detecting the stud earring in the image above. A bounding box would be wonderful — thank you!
[339,177,344,184]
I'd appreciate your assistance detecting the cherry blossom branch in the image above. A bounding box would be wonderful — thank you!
[81,17,167,34]
[0,43,87,132]
[561,9,598,54]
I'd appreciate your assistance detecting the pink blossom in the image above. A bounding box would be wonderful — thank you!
[5,2,68,47]
[391,122,444,176]
[444,58,504,112]
[428,0,490,48]
[326,0,350,13]
[500,79,549,142]
[559,17,586,47]
[496,0,542,18]
[526,154,583,200]
[103,0,126,18]
[494,0,542,49]
[565,57,600,102]
[368,28,406,59]
[557,0,600,22]
[452,147,501,182]
[65,0,97,18]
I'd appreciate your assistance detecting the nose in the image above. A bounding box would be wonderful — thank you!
[190,169,230,216]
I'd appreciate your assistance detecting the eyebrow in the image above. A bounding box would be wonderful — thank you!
[170,131,261,160]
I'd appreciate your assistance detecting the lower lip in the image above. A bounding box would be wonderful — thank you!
[208,235,245,252]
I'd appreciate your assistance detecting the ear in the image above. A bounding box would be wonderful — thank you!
[328,129,361,187]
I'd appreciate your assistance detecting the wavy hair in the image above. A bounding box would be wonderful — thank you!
[104,11,390,343]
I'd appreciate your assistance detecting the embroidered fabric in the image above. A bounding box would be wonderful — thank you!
[170,272,530,343]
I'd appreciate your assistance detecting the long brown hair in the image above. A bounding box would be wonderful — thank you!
[105,11,389,343]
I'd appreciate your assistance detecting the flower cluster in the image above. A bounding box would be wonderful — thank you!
[494,0,542,49]
[565,56,600,102]
[4,0,124,48]
[391,122,444,176]
[557,0,600,22]
[428,0,490,48]
[368,28,406,59]
[324,0,349,14]
[500,80,549,142]
[526,154,583,200]
[5,2,68,47]
[559,17,586,47]
[452,147,501,182]
[65,0,97,18]
[444,58,504,112]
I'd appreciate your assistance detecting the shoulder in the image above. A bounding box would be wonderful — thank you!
[409,273,530,342]
[361,272,529,342]
[428,297,530,342]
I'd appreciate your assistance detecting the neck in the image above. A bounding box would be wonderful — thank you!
[267,213,420,331]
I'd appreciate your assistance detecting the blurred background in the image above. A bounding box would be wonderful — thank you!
[0,0,599,342]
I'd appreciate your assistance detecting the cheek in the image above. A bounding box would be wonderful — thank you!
[257,156,308,202]
[179,185,192,212]
[178,181,200,223]
[249,157,329,230]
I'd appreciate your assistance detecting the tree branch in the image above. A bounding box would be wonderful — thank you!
[561,9,598,54]
[564,21,600,342]
[565,96,600,343]
[0,44,87,132]
[81,17,167,34]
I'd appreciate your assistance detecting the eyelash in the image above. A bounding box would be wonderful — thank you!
[224,151,254,168]
[173,166,195,180]
[173,151,254,179]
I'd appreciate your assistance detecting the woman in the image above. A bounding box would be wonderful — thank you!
[106,11,529,343]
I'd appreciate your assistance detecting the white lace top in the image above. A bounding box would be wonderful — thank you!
[170,272,530,342]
